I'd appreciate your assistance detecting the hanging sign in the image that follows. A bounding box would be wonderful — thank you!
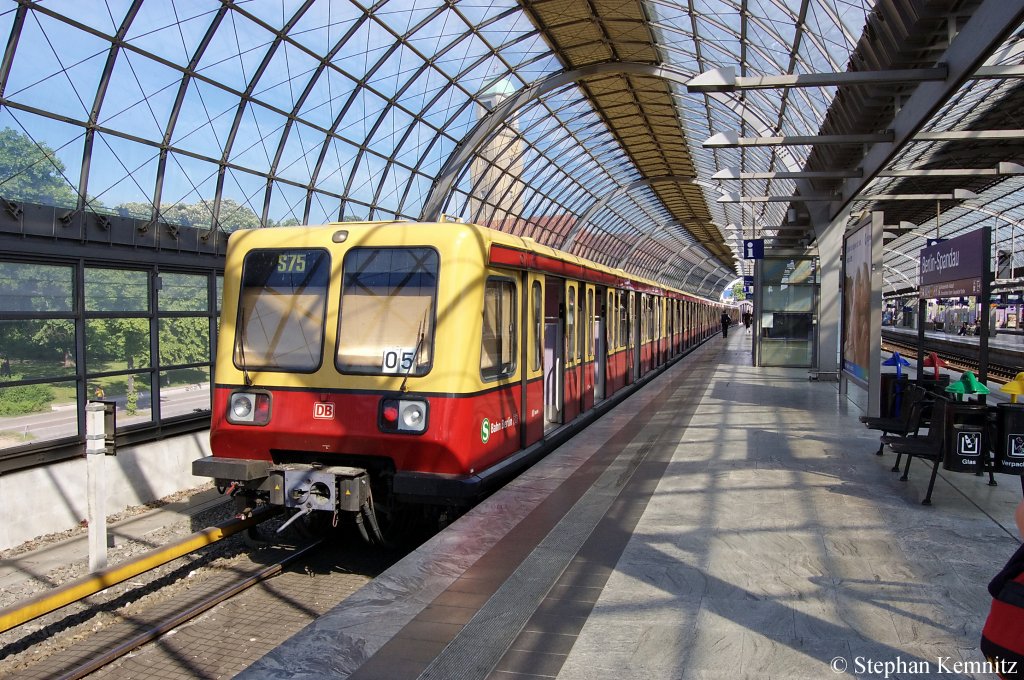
[743,239,764,260]
[919,229,985,299]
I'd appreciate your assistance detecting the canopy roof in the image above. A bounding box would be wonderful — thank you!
[0,0,1021,298]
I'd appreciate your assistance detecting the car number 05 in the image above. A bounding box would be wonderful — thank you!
[382,347,415,373]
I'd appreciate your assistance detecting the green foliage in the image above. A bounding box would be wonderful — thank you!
[159,317,208,365]
[117,198,262,232]
[86,318,149,370]
[126,380,138,416]
[0,128,78,207]
[0,383,55,416]
[0,262,73,312]
[731,282,747,301]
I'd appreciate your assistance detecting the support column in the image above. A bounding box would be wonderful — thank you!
[86,401,108,572]
[814,214,844,380]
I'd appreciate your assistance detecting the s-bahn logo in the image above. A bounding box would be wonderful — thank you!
[480,418,491,444]
[313,402,335,419]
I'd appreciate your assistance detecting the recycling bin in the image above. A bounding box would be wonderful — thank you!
[943,404,989,473]
[915,374,951,395]
[879,374,909,418]
[994,403,1024,475]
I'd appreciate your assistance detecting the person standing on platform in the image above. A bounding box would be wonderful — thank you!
[720,311,731,339]
[980,499,1024,677]
[742,310,753,334]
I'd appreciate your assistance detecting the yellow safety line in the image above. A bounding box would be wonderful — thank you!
[0,507,276,634]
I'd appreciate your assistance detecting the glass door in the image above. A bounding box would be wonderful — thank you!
[757,257,817,367]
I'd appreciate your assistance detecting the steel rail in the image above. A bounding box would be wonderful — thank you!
[881,336,1017,383]
[0,505,279,633]
[50,538,323,680]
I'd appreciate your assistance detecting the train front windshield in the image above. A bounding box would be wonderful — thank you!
[234,249,330,372]
[337,247,438,376]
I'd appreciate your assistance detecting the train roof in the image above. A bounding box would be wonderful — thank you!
[228,220,728,307]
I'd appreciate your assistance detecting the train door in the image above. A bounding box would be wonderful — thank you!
[563,280,580,423]
[638,294,648,375]
[523,273,545,446]
[666,299,672,357]
[606,288,614,395]
[544,277,564,431]
[655,297,663,366]
[582,284,595,411]
[594,285,606,403]
[626,290,634,383]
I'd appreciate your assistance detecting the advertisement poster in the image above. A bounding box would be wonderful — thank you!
[842,223,872,382]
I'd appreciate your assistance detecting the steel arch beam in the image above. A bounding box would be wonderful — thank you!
[77,0,144,212]
[151,6,229,226]
[419,61,804,222]
[562,176,694,251]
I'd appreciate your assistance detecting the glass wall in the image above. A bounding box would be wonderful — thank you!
[757,257,817,367]
[0,259,219,461]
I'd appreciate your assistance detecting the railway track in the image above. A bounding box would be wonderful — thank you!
[880,334,1018,383]
[47,539,324,680]
[0,505,404,680]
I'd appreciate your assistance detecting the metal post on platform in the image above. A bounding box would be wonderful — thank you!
[979,227,992,405]
[86,401,108,572]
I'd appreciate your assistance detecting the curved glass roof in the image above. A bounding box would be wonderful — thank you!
[1,1,1020,298]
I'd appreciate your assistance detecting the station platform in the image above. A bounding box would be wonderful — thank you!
[239,332,1023,680]
[885,324,1024,351]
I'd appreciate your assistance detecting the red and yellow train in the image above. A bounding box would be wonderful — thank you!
[193,221,727,539]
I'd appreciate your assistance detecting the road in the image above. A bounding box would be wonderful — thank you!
[0,386,211,447]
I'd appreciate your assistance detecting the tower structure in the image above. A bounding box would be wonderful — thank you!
[469,79,523,228]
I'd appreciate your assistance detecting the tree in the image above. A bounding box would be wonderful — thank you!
[117,198,262,232]
[0,128,78,207]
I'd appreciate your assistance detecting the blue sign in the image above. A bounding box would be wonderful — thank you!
[743,239,764,260]
[743,275,753,285]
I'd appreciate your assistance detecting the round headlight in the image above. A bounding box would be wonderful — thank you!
[401,403,424,429]
[232,395,253,418]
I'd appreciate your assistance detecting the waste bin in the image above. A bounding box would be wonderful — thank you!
[915,375,951,393]
[943,404,989,473]
[994,403,1024,475]
[879,374,909,418]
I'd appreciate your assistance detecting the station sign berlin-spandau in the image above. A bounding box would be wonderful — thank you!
[918,228,984,299]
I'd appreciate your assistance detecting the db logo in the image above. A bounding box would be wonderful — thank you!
[313,402,335,419]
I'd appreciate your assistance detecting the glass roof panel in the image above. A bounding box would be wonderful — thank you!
[170,78,240,157]
[194,10,275,93]
[98,52,182,141]
[287,0,363,53]
[6,12,109,122]
[125,2,220,66]
[7,0,1020,295]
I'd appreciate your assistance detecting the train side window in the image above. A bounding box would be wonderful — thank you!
[532,281,541,372]
[586,288,594,360]
[481,278,517,381]
[618,291,627,348]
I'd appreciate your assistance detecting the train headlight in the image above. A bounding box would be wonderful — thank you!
[380,398,428,434]
[227,391,271,425]
[232,395,253,419]
[401,402,425,430]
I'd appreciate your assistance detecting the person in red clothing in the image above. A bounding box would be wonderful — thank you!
[981,500,1024,678]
